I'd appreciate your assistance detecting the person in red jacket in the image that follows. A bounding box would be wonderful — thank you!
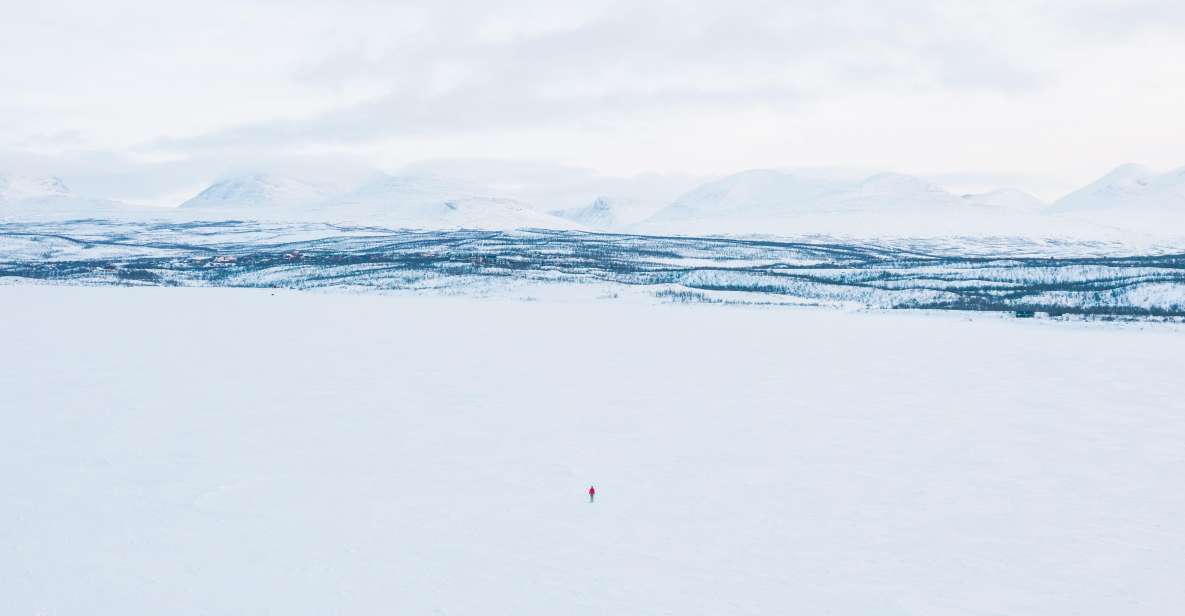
[588,485,596,503]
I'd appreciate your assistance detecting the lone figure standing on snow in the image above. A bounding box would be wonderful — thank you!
[588,485,596,503]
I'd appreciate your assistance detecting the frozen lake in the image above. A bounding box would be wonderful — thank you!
[3,285,1184,615]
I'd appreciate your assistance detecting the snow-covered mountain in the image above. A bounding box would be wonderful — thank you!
[829,173,961,210]
[640,170,972,235]
[172,172,579,230]
[649,170,847,223]
[637,170,1107,238]
[648,170,971,223]
[551,196,644,230]
[0,174,72,203]
[6,163,1184,239]
[181,174,332,209]
[1053,164,1185,212]
[398,159,700,225]
[0,173,136,219]
[317,174,580,230]
[1049,164,1185,235]
[962,188,1047,211]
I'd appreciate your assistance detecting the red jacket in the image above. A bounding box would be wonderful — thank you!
[588,486,596,496]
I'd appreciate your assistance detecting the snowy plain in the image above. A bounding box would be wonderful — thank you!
[4,219,1184,316]
[3,284,1183,615]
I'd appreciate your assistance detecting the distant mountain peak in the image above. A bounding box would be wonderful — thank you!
[181,174,331,209]
[0,174,72,202]
[1100,162,1153,181]
[300,172,579,230]
[551,196,623,229]
[651,170,846,222]
[858,172,941,191]
[962,188,1047,210]
[348,173,479,200]
[1053,163,1185,212]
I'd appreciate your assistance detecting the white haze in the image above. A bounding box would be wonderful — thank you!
[3,0,1185,206]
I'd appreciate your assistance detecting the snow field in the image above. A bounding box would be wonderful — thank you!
[2,285,1183,615]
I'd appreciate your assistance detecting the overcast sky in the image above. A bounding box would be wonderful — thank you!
[3,0,1184,204]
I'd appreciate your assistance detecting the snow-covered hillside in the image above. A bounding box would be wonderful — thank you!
[0,174,72,202]
[158,167,1143,238]
[0,173,136,218]
[638,170,1082,237]
[550,196,642,230]
[9,221,1182,315]
[1053,164,1184,211]
[326,174,579,230]
[649,169,847,222]
[175,172,579,230]
[180,174,332,209]
[4,285,1183,615]
[551,197,617,229]
[400,160,698,227]
[962,188,1047,210]
[644,170,977,224]
[4,163,1184,239]
[1051,164,1185,234]
[833,172,959,210]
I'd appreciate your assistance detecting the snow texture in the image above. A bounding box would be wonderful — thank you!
[180,174,333,209]
[637,170,1102,238]
[962,188,1047,211]
[0,173,141,218]
[550,196,623,229]
[2,285,1183,615]
[0,174,71,202]
[1049,164,1185,234]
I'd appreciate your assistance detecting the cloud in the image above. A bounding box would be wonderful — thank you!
[1054,0,1185,39]
[147,0,1054,155]
[3,0,1184,203]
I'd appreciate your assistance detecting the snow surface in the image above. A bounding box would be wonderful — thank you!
[180,174,332,209]
[0,173,149,220]
[3,284,1184,615]
[649,169,848,222]
[550,196,624,229]
[172,173,580,230]
[4,220,1182,314]
[0,174,71,202]
[1053,164,1171,211]
[399,160,695,226]
[962,188,1047,211]
[0,173,122,214]
[4,163,1185,240]
[1050,164,1185,234]
[636,170,1115,238]
[329,173,576,229]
